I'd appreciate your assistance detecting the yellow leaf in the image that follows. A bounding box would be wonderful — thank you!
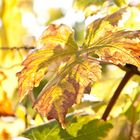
[17,24,78,101]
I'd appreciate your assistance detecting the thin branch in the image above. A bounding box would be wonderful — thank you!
[102,71,134,121]
[0,46,36,50]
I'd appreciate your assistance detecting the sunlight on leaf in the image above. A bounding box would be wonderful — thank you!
[85,8,140,68]
[84,8,126,48]
[17,23,102,126]
[17,24,78,101]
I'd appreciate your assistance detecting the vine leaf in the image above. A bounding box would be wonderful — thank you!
[23,117,113,140]
[34,60,101,127]
[71,59,101,101]
[85,8,140,69]
[75,119,112,140]
[17,24,102,127]
[34,77,80,128]
[84,8,126,48]
[94,30,140,68]
[17,24,78,102]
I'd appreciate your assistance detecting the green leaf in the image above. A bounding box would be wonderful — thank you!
[23,116,113,140]
[23,120,61,140]
[74,119,112,140]
[47,8,64,24]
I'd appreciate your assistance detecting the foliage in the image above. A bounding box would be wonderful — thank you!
[23,115,112,140]
[18,7,140,127]
[0,0,140,139]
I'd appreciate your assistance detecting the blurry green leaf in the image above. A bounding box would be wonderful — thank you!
[23,115,112,140]
[23,121,60,140]
[113,0,126,7]
[104,116,130,140]
[74,119,112,140]
[73,0,105,10]
[47,8,64,24]
[73,22,85,45]
[22,115,87,140]
[125,85,140,122]
[0,0,26,63]
[0,0,25,47]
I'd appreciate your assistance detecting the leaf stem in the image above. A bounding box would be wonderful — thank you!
[102,71,134,121]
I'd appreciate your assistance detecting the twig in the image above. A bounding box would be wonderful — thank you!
[102,71,134,121]
[0,46,35,50]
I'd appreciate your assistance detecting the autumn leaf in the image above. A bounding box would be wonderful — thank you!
[84,8,140,68]
[70,59,101,102]
[17,24,78,101]
[34,77,80,128]
[17,23,102,126]
[94,30,140,68]
[84,8,126,48]
[34,59,101,127]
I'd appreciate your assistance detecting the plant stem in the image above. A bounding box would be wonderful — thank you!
[102,71,134,121]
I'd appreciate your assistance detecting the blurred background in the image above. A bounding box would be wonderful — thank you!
[0,0,140,139]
